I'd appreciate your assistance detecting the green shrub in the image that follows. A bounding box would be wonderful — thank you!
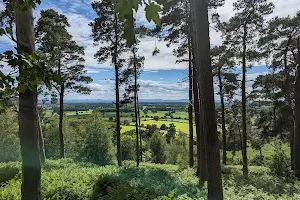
[268,141,290,177]
[0,162,20,184]
[150,131,167,164]
[0,110,20,162]
[121,135,136,161]
[79,115,115,165]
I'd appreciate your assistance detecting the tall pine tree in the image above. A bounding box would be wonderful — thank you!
[36,9,92,158]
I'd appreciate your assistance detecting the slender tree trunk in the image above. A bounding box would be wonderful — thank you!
[37,112,45,163]
[241,24,248,178]
[133,48,139,167]
[294,37,300,178]
[218,68,227,165]
[284,38,294,170]
[191,0,223,198]
[59,85,65,158]
[192,57,207,181]
[15,6,41,200]
[137,94,142,162]
[114,13,122,166]
[188,38,194,168]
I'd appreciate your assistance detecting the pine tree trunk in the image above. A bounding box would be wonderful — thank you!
[114,13,122,166]
[294,37,300,178]
[241,24,248,178]
[188,38,194,168]
[133,48,139,167]
[137,94,142,161]
[218,68,227,165]
[37,112,45,163]
[284,38,295,171]
[59,85,65,158]
[191,0,223,198]
[15,6,41,200]
[192,61,207,181]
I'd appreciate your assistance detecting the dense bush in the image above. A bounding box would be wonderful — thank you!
[121,135,136,161]
[165,132,189,168]
[0,110,20,162]
[150,131,167,164]
[79,115,115,165]
[268,141,291,177]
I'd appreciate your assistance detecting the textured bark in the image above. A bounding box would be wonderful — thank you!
[241,24,248,178]
[191,0,223,198]
[133,49,139,167]
[218,68,227,165]
[59,85,65,158]
[192,56,207,181]
[294,37,300,178]
[15,6,41,200]
[284,38,295,170]
[114,13,122,166]
[188,39,194,168]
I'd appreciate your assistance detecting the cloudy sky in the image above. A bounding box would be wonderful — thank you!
[0,0,300,101]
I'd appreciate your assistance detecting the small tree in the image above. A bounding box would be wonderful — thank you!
[150,131,167,164]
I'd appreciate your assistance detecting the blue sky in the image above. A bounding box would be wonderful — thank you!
[1,0,299,100]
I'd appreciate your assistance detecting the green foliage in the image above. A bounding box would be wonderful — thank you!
[79,115,115,165]
[121,135,135,161]
[165,132,189,168]
[150,131,167,164]
[0,162,20,184]
[0,110,19,162]
[268,141,291,177]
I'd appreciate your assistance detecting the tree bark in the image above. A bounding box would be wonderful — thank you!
[218,68,227,165]
[192,55,207,181]
[114,13,122,166]
[15,6,41,200]
[191,0,223,198]
[133,48,139,167]
[284,38,294,170]
[59,84,65,158]
[241,23,248,178]
[188,38,194,168]
[294,37,300,178]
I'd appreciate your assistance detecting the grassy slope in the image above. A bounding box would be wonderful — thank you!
[1,159,300,200]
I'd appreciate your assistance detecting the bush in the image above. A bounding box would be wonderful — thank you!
[121,135,136,161]
[150,131,167,164]
[0,110,20,162]
[160,124,167,130]
[165,132,189,168]
[79,115,115,165]
[123,120,130,126]
[268,141,290,177]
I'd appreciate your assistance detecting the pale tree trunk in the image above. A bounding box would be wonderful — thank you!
[218,68,227,165]
[294,37,300,178]
[114,13,122,166]
[133,48,139,167]
[241,24,248,178]
[15,6,41,200]
[188,38,194,168]
[190,0,223,198]
[37,112,45,163]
